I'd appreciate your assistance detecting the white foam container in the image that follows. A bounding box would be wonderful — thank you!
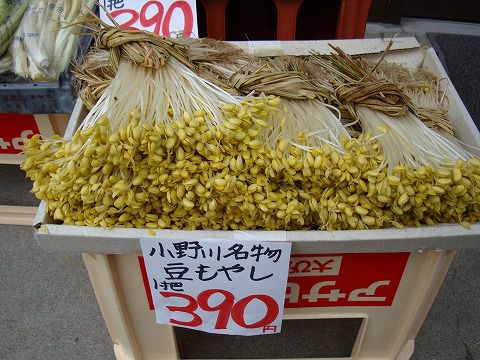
[34,37,480,254]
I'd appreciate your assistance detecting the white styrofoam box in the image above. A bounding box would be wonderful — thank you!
[33,39,480,254]
[233,37,421,57]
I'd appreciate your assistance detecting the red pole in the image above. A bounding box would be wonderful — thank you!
[336,0,373,39]
[273,0,304,40]
[201,0,229,40]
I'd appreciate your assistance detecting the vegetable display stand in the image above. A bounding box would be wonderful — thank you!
[0,46,86,225]
[0,112,68,225]
[0,113,62,164]
[0,75,78,114]
[82,245,454,359]
[0,78,78,162]
[34,39,480,359]
[0,2,94,225]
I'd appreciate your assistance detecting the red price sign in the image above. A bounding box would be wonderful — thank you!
[100,0,197,37]
[0,113,40,154]
[160,290,279,331]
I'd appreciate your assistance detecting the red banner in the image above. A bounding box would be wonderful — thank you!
[140,252,409,310]
[0,113,39,154]
[285,253,409,307]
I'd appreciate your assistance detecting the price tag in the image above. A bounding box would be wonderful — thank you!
[140,238,292,335]
[99,0,198,37]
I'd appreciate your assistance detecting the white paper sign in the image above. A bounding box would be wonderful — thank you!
[99,0,198,38]
[140,238,292,336]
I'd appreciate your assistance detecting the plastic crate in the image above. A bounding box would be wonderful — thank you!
[34,38,480,360]
[0,75,77,114]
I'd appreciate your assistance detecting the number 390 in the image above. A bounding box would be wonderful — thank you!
[160,289,279,329]
[111,0,194,37]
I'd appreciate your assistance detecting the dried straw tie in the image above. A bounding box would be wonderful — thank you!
[95,26,193,71]
[334,79,414,117]
[310,44,455,135]
[229,70,320,100]
[317,44,414,117]
[333,70,454,135]
[73,21,195,109]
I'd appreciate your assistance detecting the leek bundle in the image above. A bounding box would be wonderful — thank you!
[0,0,15,24]
[10,0,95,81]
[0,0,27,58]
[0,53,12,74]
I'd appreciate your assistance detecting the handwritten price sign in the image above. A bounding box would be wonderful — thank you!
[140,238,291,335]
[100,0,198,37]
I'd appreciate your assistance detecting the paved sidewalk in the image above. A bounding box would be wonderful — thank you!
[413,250,480,360]
[0,225,115,360]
